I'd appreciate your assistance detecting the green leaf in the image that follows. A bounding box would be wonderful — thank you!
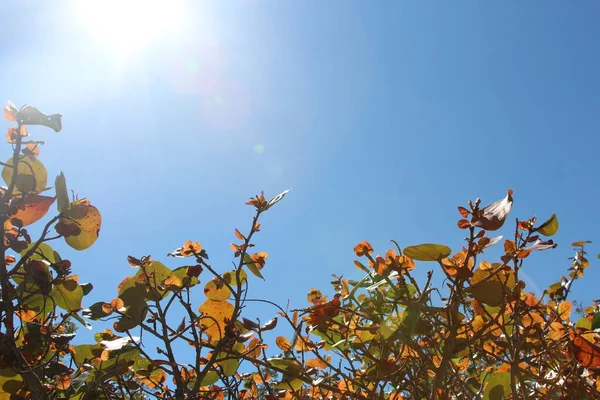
[20,242,59,264]
[51,278,83,311]
[55,172,69,213]
[593,313,600,331]
[483,371,511,400]
[535,213,559,236]
[576,317,593,331]
[274,377,303,391]
[267,358,303,373]
[197,371,219,387]
[1,156,48,195]
[70,312,92,330]
[73,344,104,366]
[404,244,452,261]
[218,357,239,377]
[0,367,24,396]
[243,253,264,279]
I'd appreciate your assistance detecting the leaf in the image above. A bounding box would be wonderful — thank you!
[1,156,48,195]
[472,190,513,231]
[576,317,592,331]
[558,301,572,321]
[535,213,559,236]
[204,277,231,301]
[267,189,290,209]
[55,172,69,213]
[72,344,104,366]
[59,200,102,250]
[243,252,264,279]
[20,242,59,264]
[548,322,567,341]
[593,313,600,331]
[261,317,278,331]
[0,368,24,396]
[483,371,511,400]
[276,336,292,352]
[467,280,505,307]
[404,244,452,262]
[572,332,600,369]
[51,278,83,311]
[18,105,62,132]
[525,238,557,251]
[571,241,592,247]
[3,101,17,122]
[7,195,55,227]
[198,300,234,344]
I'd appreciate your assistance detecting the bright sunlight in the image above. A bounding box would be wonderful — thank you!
[72,0,189,60]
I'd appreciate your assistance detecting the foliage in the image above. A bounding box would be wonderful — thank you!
[1,101,600,399]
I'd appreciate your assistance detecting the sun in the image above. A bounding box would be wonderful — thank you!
[73,0,189,60]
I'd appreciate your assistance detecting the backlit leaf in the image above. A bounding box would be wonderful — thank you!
[60,200,102,250]
[483,371,510,400]
[572,332,600,369]
[55,172,69,213]
[204,277,232,301]
[198,300,234,344]
[276,336,292,352]
[8,194,55,227]
[535,213,559,236]
[243,252,265,279]
[558,301,572,321]
[1,156,48,195]
[404,244,452,262]
[51,278,83,311]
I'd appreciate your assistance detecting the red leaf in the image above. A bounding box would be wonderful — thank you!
[457,219,471,229]
[458,207,470,218]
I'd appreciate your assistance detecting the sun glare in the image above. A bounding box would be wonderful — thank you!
[73,0,189,59]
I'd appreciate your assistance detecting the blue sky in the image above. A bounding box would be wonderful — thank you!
[1,1,599,347]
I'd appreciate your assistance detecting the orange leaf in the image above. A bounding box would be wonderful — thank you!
[275,336,292,352]
[353,241,374,257]
[572,332,600,369]
[3,102,17,122]
[558,301,572,321]
[55,375,71,390]
[8,195,55,227]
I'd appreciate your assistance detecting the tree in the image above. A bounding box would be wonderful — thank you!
[0,101,599,399]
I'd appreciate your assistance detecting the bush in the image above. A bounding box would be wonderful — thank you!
[1,102,599,399]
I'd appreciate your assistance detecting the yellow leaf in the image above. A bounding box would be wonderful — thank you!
[204,277,231,301]
[198,300,234,344]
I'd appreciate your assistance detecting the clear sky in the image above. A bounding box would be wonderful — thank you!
[1,1,599,346]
